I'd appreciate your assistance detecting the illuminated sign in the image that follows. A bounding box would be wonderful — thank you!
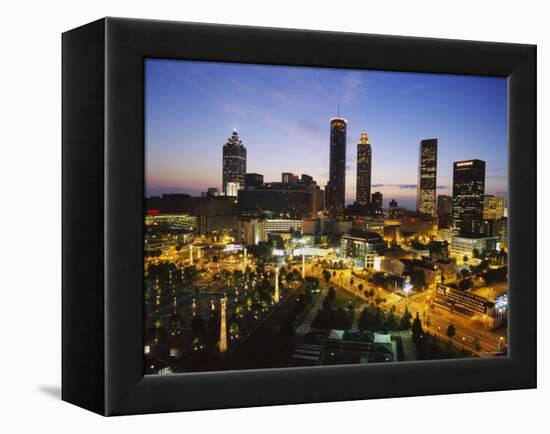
[456,161,474,167]
[224,244,243,252]
[272,249,285,256]
[147,209,160,215]
[495,294,508,310]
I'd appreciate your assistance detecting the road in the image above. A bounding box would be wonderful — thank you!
[303,263,506,356]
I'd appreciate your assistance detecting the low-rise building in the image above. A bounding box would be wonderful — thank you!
[450,235,498,260]
[236,218,267,246]
[380,258,405,277]
[340,230,387,258]
[265,219,302,234]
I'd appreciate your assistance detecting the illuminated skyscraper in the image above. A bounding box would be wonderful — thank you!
[325,117,347,216]
[452,159,486,236]
[222,129,246,195]
[483,195,505,220]
[417,139,438,215]
[356,132,372,206]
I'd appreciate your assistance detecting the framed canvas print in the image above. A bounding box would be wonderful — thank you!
[62,17,536,415]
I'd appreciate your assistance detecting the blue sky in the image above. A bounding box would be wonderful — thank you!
[145,59,508,210]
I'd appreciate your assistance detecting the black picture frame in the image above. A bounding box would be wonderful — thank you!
[62,17,536,416]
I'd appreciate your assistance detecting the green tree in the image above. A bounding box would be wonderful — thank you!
[386,306,399,330]
[322,269,331,285]
[358,308,371,330]
[400,306,412,330]
[374,307,385,329]
[334,308,351,329]
[411,312,424,345]
[446,323,456,339]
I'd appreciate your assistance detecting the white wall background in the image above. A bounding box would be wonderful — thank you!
[0,0,546,431]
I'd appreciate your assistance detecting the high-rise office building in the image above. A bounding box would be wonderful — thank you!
[356,132,372,206]
[238,177,324,220]
[222,129,246,195]
[325,117,347,216]
[371,192,383,211]
[437,195,452,216]
[417,139,438,215]
[483,195,505,220]
[437,194,453,229]
[452,159,486,236]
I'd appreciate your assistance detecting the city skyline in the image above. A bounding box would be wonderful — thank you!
[144,59,509,374]
[145,59,508,210]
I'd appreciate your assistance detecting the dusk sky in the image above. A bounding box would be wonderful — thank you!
[145,59,508,210]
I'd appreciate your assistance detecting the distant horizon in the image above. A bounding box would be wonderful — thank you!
[145,59,508,210]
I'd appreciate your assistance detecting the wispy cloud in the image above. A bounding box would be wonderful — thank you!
[406,84,435,92]
[222,103,251,119]
[269,90,291,103]
[341,73,365,104]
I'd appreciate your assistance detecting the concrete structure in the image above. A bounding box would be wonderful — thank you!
[340,230,387,258]
[266,219,302,234]
[237,218,267,245]
[274,266,280,303]
[219,296,228,353]
[450,235,498,260]
[380,258,405,276]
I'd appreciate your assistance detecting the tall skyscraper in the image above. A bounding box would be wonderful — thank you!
[417,139,438,215]
[452,159,486,236]
[326,117,347,216]
[222,129,246,195]
[356,132,372,206]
